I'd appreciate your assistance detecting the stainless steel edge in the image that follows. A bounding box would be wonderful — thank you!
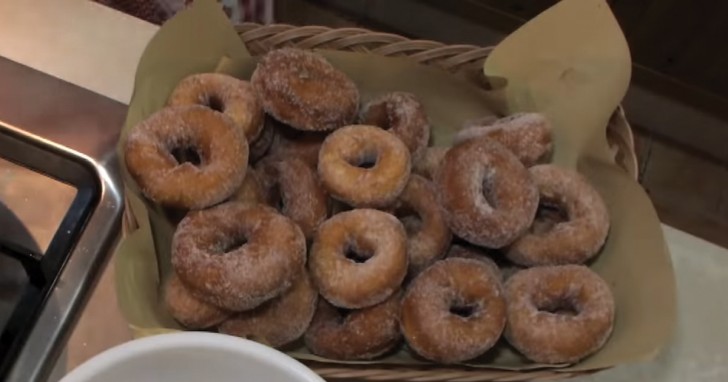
[5,152,123,382]
[0,56,127,381]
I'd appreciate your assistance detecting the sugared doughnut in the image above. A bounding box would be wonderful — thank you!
[248,117,276,163]
[401,258,506,363]
[124,105,248,209]
[412,146,447,180]
[269,118,327,169]
[171,202,305,311]
[360,92,430,161]
[454,113,552,167]
[164,273,230,329]
[435,137,538,248]
[168,73,263,141]
[310,209,407,309]
[255,156,328,239]
[251,48,359,131]
[504,265,615,364]
[229,169,266,206]
[391,175,451,275]
[318,125,411,208]
[507,165,610,266]
[219,271,318,348]
[446,244,501,281]
[304,293,401,360]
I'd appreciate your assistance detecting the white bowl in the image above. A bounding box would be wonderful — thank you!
[61,332,324,382]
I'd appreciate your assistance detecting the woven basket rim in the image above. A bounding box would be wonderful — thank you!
[235,22,638,180]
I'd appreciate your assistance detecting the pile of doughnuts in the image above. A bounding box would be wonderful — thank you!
[124,47,616,366]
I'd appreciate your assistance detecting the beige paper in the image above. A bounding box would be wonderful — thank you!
[115,0,675,372]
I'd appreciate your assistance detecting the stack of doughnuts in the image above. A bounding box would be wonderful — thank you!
[124,47,616,365]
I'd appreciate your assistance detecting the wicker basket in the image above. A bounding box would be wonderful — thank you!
[122,23,639,382]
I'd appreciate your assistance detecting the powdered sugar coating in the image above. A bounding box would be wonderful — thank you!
[504,265,615,364]
[171,202,306,311]
[305,292,402,360]
[310,209,408,309]
[435,137,538,248]
[446,244,502,281]
[401,258,506,364]
[318,125,411,208]
[164,273,231,329]
[412,146,448,180]
[229,168,266,206]
[124,105,248,209]
[219,270,318,348]
[255,156,328,239]
[507,165,610,266]
[251,48,359,131]
[454,113,552,167]
[392,175,451,276]
[168,73,264,141]
[360,92,430,162]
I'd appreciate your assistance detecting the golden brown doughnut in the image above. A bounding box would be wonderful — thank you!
[412,146,448,181]
[454,113,552,167]
[504,265,615,364]
[219,271,318,348]
[360,92,430,161]
[401,258,506,363]
[229,168,266,206]
[435,137,538,248]
[310,209,407,309]
[507,165,610,266]
[269,118,328,169]
[251,48,359,131]
[391,175,451,275]
[318,125,411,208]
[163,273,230,329]
[255,156,328,239]
[124,105,248,209]
[171,202,306,311]
[304,293,401,360]
[167,73,263,141]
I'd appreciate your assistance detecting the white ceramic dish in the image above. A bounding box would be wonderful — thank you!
[60,332,325,382]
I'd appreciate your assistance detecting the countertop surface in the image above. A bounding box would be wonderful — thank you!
[1,1,727,381]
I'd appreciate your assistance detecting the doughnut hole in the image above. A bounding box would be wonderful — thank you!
[534,292,580,317]
[481,172,498,208]
[170,145,202,166]
[345,149,379,169]
[220,234,249,254]
[531,197,569,234]
[206,94,225,112]
[344,241,374,264]
[449,302,479,318]
[447,290,484,320]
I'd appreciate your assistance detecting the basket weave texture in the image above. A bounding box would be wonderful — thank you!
[236,23,638,181]
[123,22,639,382]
